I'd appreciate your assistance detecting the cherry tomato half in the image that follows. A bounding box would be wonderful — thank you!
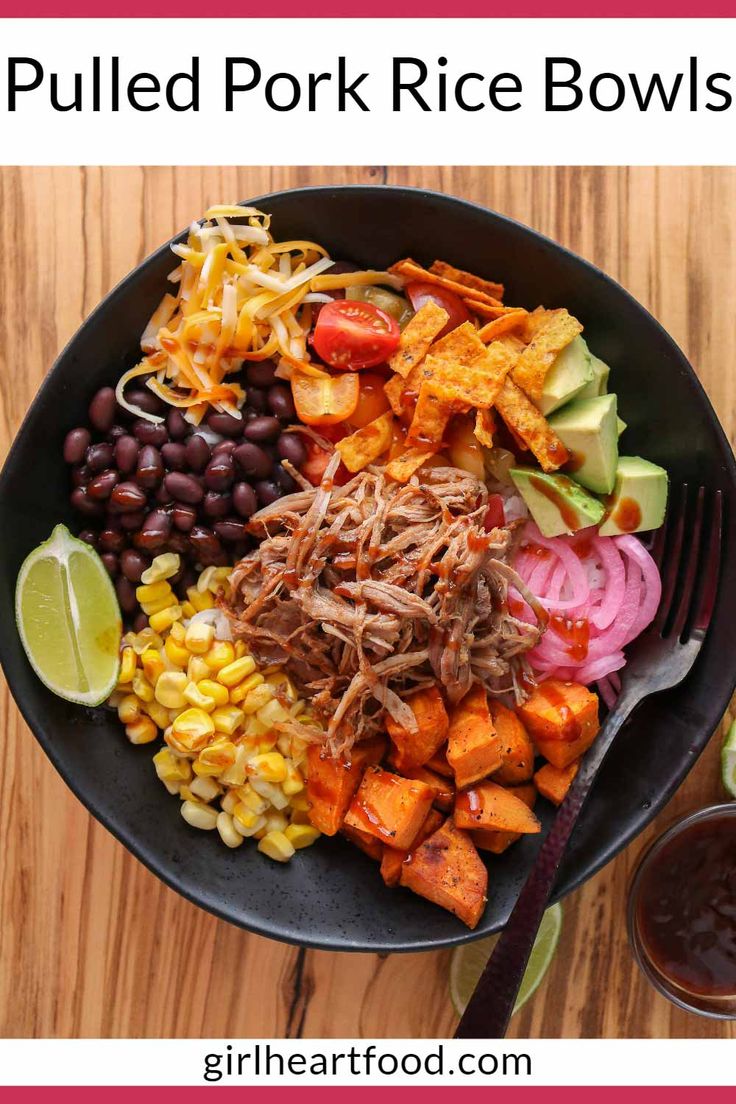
[312,299,400,371]
[483,494,506,531]
[347,372,392,429]
[405,281,471,338]
[291,371,360,427]
[301,440,351,487]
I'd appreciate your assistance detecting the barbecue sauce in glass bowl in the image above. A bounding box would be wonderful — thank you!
[628,805,736,1017]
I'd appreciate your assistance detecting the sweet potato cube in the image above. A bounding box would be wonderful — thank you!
[447,684,503,788]
[385,686,449,773]
[380,808,444,887]
[471,783,538,854]
[535,760,580,806]
[426,743,453,778]
[489,700,535,785]
[399,818,488,929]
[517,680,599,769]
[344,766,434,850]
[341,822,384,861]
[455,779,541,834]
[306,736,385,836]
[400,766,454,812]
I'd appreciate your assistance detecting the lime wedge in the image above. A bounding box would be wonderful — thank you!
[450,902,563,1019]
[721,720,736,799]
[15,524,122,706]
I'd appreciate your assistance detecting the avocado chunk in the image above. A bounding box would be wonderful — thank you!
[537,335,594,416]
[617,416,626,437]
[511,467,605,538]
[577,349,610,399]
[599,456,668,536]
[548,394,619,495]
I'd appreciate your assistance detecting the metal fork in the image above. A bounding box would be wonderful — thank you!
[455,485,723,1039]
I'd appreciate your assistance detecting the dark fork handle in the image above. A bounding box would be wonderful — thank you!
[455,687,640,1039]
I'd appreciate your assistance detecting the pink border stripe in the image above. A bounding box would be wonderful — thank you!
[2,1090,736,1100]
[0,2,735,13]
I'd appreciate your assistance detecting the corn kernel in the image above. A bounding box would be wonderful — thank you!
[181,601,197,619]
[131,671,155,703]
[165,637,190,669]
[155,671,188,710]
[187,656,210,683]
[233,803,264,831]
[217,655,256,688]
[183,681,216,712]
[172,707,215,750]
[203,641,236,672]
[257,698,291,729]
[195,738,237,776]
[234,641,248,659]
[140,553,180,585]
[241,684,274,715]
[169,620,186,644]
[219,745,249,787]
[256,736,278,755]
[217,811,243,849]
[180,800,218,830]
[284,823,320,850]
[152,748,192,794]
[264,811,288,835]
[117,693,141,725]
[144,699,171,730]
[184,620,215,656]
[149,605,183,634]
[221,790,239,815]
[125,715,158,745]
[233,812,267,838]
[118,646,137,687]
[212,705,245,737]
[196,566,218,593]
[136,581,171,605]
[234,784,269,815]
[258,830,295,862]
[197,679,229,707]
[266,672,298,702]
[141,649,165,684]
[289,808,312,826]
[282,763,305,796]
[249,777,289,810]
[187,586,215,613]
[131,628,164,655]
[230,672,265,703]
[289,792,310,813]
[189,775,221,803]
[247,752,287,784]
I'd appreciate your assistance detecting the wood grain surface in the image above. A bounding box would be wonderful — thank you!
[0,166,734,1040]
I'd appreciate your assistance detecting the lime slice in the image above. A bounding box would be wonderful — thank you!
[721,720,736,799]
[15,524,122,706]
[450,902,563,1019]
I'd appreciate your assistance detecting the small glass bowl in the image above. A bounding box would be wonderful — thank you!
[627,803,736,1019]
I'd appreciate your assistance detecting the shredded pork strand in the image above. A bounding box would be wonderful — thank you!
[225,454,543,755]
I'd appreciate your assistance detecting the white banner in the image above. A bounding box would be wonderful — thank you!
[0,19,735,165]
[0,1039,734,1085]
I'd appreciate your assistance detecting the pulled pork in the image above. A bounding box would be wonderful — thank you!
[225,453,545,755]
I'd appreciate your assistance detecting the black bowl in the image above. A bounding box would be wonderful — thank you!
[1,186,734,952]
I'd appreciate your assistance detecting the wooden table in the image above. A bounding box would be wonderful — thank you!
[1,166,734,1040]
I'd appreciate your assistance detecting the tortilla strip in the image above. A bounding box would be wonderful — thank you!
[494,378,569,472]
[465,300,524,321]
[336,412,394,473]
[429,260,505,302]
[420,324,521,409]
[388,259,503,308]
[478,310,529,344]
[384,372,408,417]
[512,309,583,403]
[474,408,496,448]
[406,380,453,449]
[385,447,435,483]
[389,301,449,379]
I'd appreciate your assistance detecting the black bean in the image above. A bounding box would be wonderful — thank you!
[135,509,172,552]
[276,433,307,468]
[164,471,205,505]
[232,481,258,518]
[71,464,91,489]
[245,360,278,388]
[243,415,280,443]
[119,510,145,531]
[203,491,233,519]
[246,387,268,413]
[166,530,189,556]
[120,548,149,583]
[254,479,282,507]
[212,439,236,457]
[107,424,127,442]
[207,411,245,438]
[124,388,166,417]
[267,383,296,421]
[245,409,259,421]
[172,503,197,532]
[161,442,187,471]
[166,408,190,441]
[70,487,105,517]
[233,442,273,480]
[63,428,91,465]
[276,465,297,494]
[98,528,126,554]
[204,453,234,492]
[89,387,117,433]
[214,518,247,543]
[155,483,174,505]
[86,442,115,474]
[132,612,149,633]
[136,445,164,489]
[189,525,223,565]
[110,481,147,513]
[114,435,139,474]
[115,576,138,615]
[184,434,211,473]
[78,529,98,548]
[100,552,118,578]
[132,419,168,448]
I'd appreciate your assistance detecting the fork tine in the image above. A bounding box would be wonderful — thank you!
[692,489,723,635]
[669,486,705,639]
[655,483,687,631]
[649,503,669,568]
